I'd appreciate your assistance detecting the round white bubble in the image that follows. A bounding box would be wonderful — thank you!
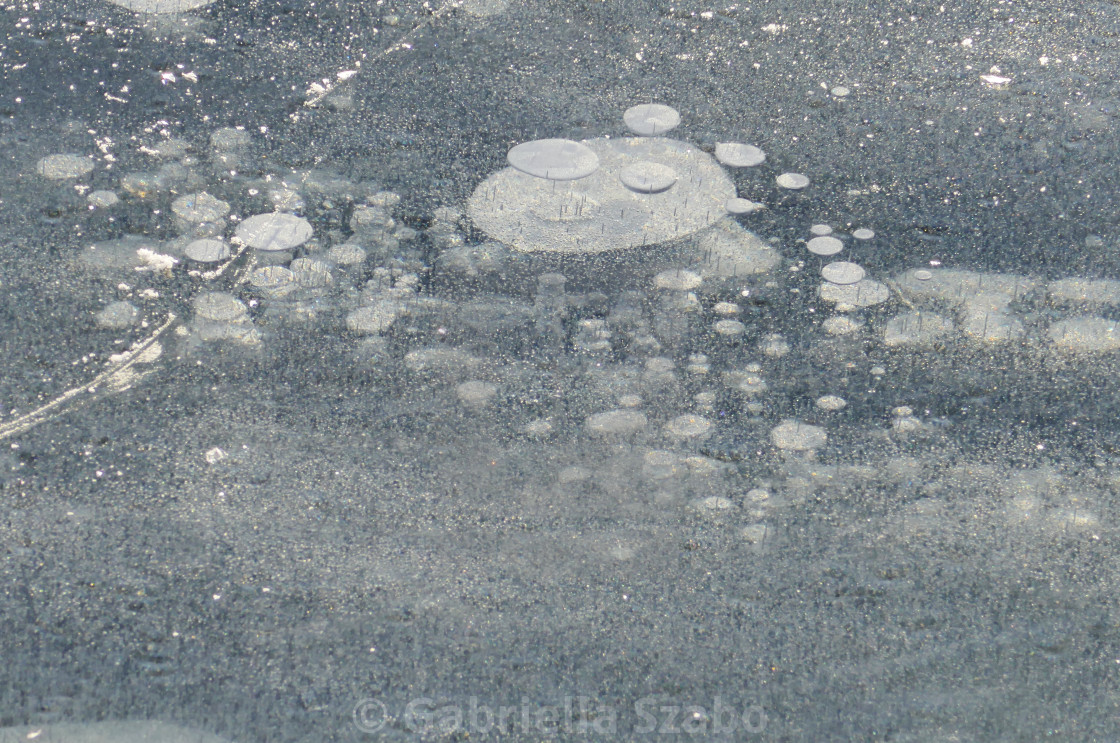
[776,172,810,190]
[714,143,766,167]
[816,395,848,411]
[713,301,740,315]
[807,235,844,256]
[184,238,230,263]
[623,104,681,136]
[725,197,764,215]
[822,261,866,285]
[236,213,313,252]
[507,138,600,181]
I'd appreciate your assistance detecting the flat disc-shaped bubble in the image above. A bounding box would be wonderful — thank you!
[184,238,229,263]
[507,139,599,181]
[623,104,681,136]
[822,261,865,285]
[715,143,766,167]
[236,213,313,251]
[807,235,844,256]
[619,161,677,193]
[776,172,810,190]
[725,197,763,215]
[816,395,848,411]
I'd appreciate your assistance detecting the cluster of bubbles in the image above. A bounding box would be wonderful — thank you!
[30,100,1120,542]
[43,124,420,348]
[884,268,1120,352]
[467,103,808,255]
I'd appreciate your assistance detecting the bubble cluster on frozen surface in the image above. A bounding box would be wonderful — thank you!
[469,110,733,254]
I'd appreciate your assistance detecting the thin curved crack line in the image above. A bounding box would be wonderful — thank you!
[0,312,178,441]
[303,0,464,108]
[0,243,257,441]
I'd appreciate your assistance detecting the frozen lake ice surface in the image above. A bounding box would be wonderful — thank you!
[4,0,1120,740]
